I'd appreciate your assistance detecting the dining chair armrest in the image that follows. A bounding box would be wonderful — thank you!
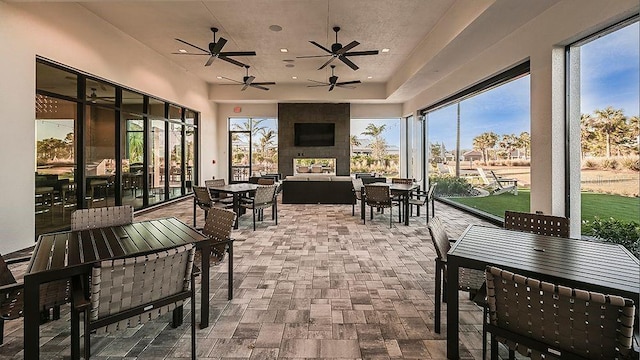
[5,255,32,265]
[71,276,90,312]
[191,265,201,277]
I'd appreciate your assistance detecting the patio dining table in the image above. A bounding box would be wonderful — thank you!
[446,224,640,359]
[207,183,260,229]
[360,182,418,226]
[23,218,211,359]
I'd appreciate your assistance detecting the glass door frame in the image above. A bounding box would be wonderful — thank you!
[229,130,252,183]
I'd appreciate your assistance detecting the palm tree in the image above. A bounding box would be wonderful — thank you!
[591,107,626,157]
[498,134,518,159]
[361,124,387,161]
[472,132,498,165]
[518,132,530,159]
[350,135,361,155]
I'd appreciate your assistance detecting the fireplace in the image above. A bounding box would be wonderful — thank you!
[293,158,336,176]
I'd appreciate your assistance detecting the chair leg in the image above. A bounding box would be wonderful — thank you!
[53,305,60,320]
[274,203,278,225]
[253,208,256,231]
[390,206,393,228]
[490,335,498,360]
[434,261,441,334]
[0,319,4,345]
[482,306,487,360]
[370,206,373,220]
[508,349,515,360]
[191,274,196,360]
[83,306,91,360]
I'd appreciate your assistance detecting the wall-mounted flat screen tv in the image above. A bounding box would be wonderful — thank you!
[294,123,335,146]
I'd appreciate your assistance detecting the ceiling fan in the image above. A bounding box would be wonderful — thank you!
[297,26,379,71]
[88,88,114,103]
[173,27,256,68]
[307,65,361,91]
[220,66,276,91]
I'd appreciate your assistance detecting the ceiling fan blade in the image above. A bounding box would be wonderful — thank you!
[345,50,379,56]
[337,80,361,85]
[205,55,216,67]
[245,76,255,86]
[339,56,359,71]
[296,55,332,59]
[175,38,210,54]
[220,51,257,57]
[336,40,359,55]
[211,37,227,54]
[219,56,247,68]
[252,81,276,85]
[241,83,249,91]
[307,79,329,85]
[329,84,336,91]
[221,76,243,84]
[250,84,270,91]
[171,52,210,56]
[309,41,333,54]
[318,56,337,70]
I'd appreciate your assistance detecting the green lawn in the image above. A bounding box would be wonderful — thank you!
[450,190,640,231]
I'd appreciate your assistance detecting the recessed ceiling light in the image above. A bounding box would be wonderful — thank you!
[269,25,283,32]
[280,48,288,53]
[381,48,390,53]
[178,49,187,53]
[292,76,298,80]
[285,64,295,68]
[367,76,373,79]
[216,76,222,79]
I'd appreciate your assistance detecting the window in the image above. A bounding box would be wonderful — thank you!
[35,59,199,235]
[567,18,639,237]
[422,63,531,219]
[229,117,278,181]
[350,118,401,177]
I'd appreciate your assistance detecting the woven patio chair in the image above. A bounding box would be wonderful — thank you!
[351,178,364,216]
[504,211,569,238]
[71,244,197,360]
[70,205,134,231]
[192,186,214,228]
[202,207,237,263]
[427,217,486,334]
[363,184,401,228]
[257,178,275,185]
[240,185,277,231]
[391,178,414,185]
[485,266,635,360]
[408,182,437,224]
[0,254,69,344]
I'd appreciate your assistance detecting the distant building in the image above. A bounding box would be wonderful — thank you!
[462,150,482,162]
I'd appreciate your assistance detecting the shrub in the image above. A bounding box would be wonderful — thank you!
[429,174,478,197]
[600,158,619,170]
[620,157,640,171]
[583,217,640,259]
[582,159,598,169]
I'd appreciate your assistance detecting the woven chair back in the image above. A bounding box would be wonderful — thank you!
[71,205,134,231]
[427,217,450,261]
[352,178,364,200]
[193,187,212,208]
[364,185,392,208]
[90,244,195,333]
[504,211,569,238]
[486,266,635,359]
[253,185,277,208]
[391,178,413,185]
[203,207,236,259]
[204,179,225,188]
[257,178,275,185]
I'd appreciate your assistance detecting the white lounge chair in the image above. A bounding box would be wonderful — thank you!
[477,168,517,195]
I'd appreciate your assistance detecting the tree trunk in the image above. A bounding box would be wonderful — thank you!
[606,133,611,158]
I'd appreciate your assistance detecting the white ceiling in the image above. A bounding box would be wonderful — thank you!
[30,0,561,103]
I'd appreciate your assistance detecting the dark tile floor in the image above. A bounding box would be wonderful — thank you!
[1,198,496,359]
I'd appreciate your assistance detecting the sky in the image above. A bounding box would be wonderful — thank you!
[427,21,639,152]
[351,119,401,147]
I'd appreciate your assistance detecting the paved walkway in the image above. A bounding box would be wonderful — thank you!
[1,198,498,359]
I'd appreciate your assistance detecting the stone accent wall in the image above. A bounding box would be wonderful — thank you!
[278,103,350,176]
